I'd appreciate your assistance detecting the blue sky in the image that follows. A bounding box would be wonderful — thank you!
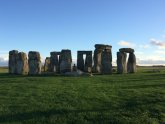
[0,0,165,66]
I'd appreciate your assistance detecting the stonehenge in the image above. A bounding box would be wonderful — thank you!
[60,49,72,73]
[28,51,42,75]
[8,44,137,76]
[9,50,28,75]
[50,52,60,73]
[101,47,112,74]
[93,44,112,74]
[117,48,136,74]
[77,51,92,73]
[16,52,29,75]
[44,57,51,72]
[49,50,72,73]
[117,52,127,74]
[9,50,18,74]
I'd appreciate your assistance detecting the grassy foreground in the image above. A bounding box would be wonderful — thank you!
[0,68,165,124]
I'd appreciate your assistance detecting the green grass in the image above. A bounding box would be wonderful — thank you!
[0,67,165,124]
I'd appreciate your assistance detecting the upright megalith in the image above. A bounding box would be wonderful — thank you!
[117,48,136,74]
[44,57,51,72]
[77,51,92,73]
[28,51,41,75]
[93,44,112,74]
[50,52,60,73]
[101,47,112,74]
[77,51,84,71]
[84,51,92,72]
[93,44,104,73]
[127,53,136,73]
[60,49,72,73]
[117,52,127,74]
[16,52,29,75]
[9,50,28,75]
[9,50,19,74]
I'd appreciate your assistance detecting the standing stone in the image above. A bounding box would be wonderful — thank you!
[9,50,19,74]
[28,51,41,75]
[117,52,127,74]
[77,51,84,71]
[93,44,112,73]
[50,52,59,73]
[44,57,51,72]
[127,53,136,73]
[101,48,112,74]
[84,51,92,73]
[16,52,29,75]
[60,49,72,73]
[93,48,103,73]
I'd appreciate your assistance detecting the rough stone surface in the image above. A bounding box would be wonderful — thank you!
[101,49,112,74]
[93,44,112,73]
[93,48,102,73]
[95,44,112,50]
[9,50,19,74]
[77,51,84,71]
[117,52,127,74]
[84,51,92,73]
[119,48,134,53]
[16,52,29,75]
[60,49,72,73]
[77,51,92,73]
[44,57,51,72]
[127,53,136,73]
[50,52,60,73]
[28,51,41,75]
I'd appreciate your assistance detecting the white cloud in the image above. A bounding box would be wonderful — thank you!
[118,40,135,47]
[0,50,9,66]
[0,57,8,66]
[134,52,165,65]
[137,59,165,66]
[150,38,165,49]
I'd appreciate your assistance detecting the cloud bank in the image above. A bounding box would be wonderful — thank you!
[150,39,165,49]
[0,57,8,66]
[118,41,135,47]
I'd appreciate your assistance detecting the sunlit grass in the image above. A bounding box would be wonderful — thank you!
[0,67,165,123]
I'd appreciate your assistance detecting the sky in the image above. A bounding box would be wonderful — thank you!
[0,0,165,66]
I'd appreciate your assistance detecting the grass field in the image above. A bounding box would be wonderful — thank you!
[0,67,165,124]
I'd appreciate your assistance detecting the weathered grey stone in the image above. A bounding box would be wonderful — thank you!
[9,50,19,74]
[16,52,28,75]
[60,49,72,73]
[127,53,136,73]
[101,49,112,74]
[119,48,134,53]
[77,51,92,73]
[117,52,127,74]
[77,51,84,71]
[50,52,60,73]
[93,44,112,73]
[28,51,41,75]
[95,44,112,50]
[93,48,102,73]
[84,51,92,73]
[44,57,51,72]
